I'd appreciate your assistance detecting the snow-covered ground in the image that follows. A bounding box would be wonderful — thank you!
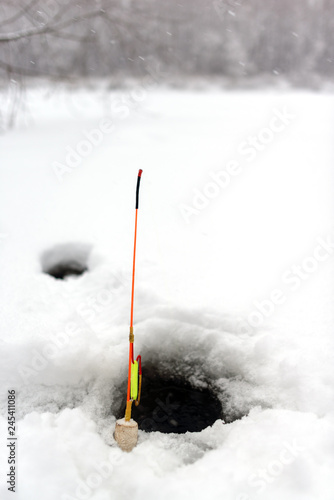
[0,85,334,500]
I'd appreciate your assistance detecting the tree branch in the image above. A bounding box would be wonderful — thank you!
[0,0,40,29]
[0,8,107,43]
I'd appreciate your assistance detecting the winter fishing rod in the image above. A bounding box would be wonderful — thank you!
[114,169,143,451]
[125,169,143,422]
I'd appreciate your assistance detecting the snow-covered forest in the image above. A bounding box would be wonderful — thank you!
[0,0,333,82]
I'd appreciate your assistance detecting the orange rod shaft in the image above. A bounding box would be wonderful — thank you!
[130,208,138,329]
[126,170,142,408]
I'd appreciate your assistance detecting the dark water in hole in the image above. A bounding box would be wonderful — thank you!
[45,262,88,279]
[41,243,91,280]
[117,371,224,433]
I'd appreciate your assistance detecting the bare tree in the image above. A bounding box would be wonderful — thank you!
[0,1,121,78]
[0,0,149,129]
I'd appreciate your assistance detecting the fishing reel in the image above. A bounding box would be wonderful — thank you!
[125,353,142,421]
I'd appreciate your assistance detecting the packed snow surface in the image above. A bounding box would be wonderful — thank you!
[0,85,334,500]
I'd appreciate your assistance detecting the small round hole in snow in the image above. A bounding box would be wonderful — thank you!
[41,243,92,280]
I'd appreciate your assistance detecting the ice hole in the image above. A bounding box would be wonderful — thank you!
[115,363,224,433]
[41,243,92,279]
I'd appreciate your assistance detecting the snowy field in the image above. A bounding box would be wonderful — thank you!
[0,85,334,500]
